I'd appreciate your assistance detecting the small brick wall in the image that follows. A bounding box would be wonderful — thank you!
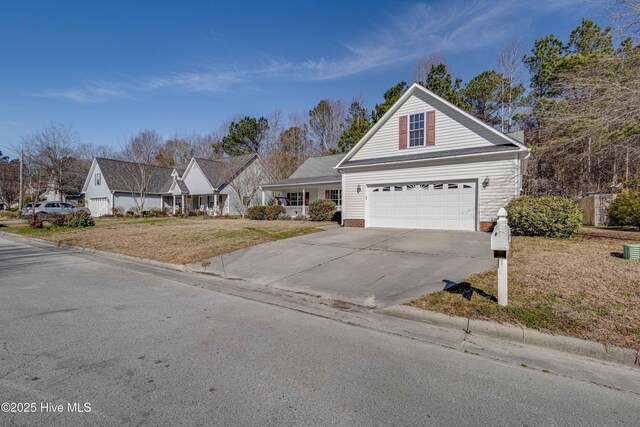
[480,221,495,232]
[344,219,365,227]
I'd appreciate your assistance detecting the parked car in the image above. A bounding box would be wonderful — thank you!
[21,202,41,216]
[33,201,84,216]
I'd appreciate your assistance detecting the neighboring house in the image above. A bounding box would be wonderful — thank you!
[259,154,345,217]
[41,184,84,204]
[261,83,529,231]
[82,153,259,216]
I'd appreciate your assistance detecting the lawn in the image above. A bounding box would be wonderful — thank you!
[408,227,640,351]
[0,217,329,264]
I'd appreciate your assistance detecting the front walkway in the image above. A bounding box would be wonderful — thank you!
[188,226,495,307]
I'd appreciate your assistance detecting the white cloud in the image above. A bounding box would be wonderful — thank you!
[35,0,585,102]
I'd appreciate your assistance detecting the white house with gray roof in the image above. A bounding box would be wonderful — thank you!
[262,83,529,231]
[260,153,345,217]
[82,153,259,216]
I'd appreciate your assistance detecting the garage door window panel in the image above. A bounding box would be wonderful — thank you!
[368,181,476,231]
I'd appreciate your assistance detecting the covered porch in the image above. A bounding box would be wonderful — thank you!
[260,181,342,218]
[161,192,229,216]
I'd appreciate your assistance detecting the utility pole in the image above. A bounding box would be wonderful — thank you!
[19,150,24,208]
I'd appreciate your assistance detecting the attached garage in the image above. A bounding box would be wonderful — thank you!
[335,83,529,231]
[367,181,476,231]
[87,197,110,217]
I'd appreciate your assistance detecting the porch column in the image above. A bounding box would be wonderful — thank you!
[213,193,218,216]
[172,196,176,215]
[302,188,306,217]
[181,194,185,214]
[261,189,265,205]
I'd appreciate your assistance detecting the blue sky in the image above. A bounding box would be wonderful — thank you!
[0,0,606,156]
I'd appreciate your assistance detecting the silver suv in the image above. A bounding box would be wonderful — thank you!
[34,202,81,216]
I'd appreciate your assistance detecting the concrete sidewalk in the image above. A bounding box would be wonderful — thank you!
[188,226,495,307]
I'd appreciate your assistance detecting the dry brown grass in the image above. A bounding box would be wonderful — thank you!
[3,218,328,264]
[409,227,640,350]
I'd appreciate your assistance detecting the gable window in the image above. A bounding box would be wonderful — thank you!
[287,192,303,206]
[95,173,102,186]
[409,113,425,147]
[325,189,342,206]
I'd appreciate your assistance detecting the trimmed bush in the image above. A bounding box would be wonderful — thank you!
[506,195,583,238]
[246,205,267,220]
[0,210,19,219]
[608,194,640,229]
[308,199,337,221]
[47,213,66,227]
[64,211,95,227]
[265,205,286,220]
[277,213,291,220]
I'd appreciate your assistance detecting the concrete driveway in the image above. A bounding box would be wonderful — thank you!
[188,226,496,307]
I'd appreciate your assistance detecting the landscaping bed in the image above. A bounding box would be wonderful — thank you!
[0,217,329,264]
[408,227,640,351]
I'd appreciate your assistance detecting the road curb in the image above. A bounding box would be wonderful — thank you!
[0,231,188,273]
[380,305,640,368]
[3,230,638,368]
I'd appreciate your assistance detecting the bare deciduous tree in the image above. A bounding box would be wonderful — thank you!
[497,39,526,132]
[218,156,262,217]
[21,124,81,202]
[609,0,640,39]
[411,53,446,85]
[116,130,163,213]
[308,99,345,153]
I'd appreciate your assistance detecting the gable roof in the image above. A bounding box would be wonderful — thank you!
[91,158,175,194]
[192,153,257,190]
[261,153,345,188]
[335,83,528,169]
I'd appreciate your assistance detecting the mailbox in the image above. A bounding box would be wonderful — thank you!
[491,223,511,258]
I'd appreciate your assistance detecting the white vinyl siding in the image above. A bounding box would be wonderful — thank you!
[351,91,496,161]
[182,161,214,194]
[112,193,163,212]
[342,155,519,225]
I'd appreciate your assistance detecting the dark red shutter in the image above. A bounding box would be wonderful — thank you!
[305,192,310,206]
[399,115,408,149]
[426,111,435,145]
[325,190,330,199]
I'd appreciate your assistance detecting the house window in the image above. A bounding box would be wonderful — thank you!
[325,189,342,206]
[409,113,425,147]
[95,173,102,186]
[287,192,303,206]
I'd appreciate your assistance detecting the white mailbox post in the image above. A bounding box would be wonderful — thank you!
[491,207,511,306]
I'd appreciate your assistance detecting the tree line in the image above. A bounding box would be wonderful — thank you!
[1,0,637,209]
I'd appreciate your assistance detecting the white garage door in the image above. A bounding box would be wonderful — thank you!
[367,182,476,231]
[87,197,110,217]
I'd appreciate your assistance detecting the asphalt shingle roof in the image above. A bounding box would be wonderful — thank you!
[96,158,174,194]
[194,153,257,189]
[95,153,257,194]
[261,153,345,188]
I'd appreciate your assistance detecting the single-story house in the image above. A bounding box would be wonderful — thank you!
[82,153,259,216]
[261,83,529,231]
[259,153,345,217]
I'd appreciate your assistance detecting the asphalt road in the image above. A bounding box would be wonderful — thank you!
[1,235,639,426]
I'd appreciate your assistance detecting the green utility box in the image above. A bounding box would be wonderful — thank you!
[623,244,640,260]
